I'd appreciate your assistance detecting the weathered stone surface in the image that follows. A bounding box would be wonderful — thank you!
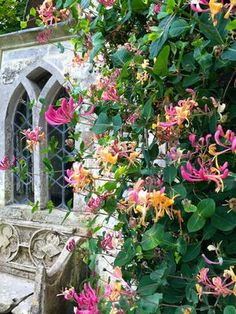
[0,273,34,313]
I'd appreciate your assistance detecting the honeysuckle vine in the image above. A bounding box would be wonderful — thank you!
[1,0,235,313]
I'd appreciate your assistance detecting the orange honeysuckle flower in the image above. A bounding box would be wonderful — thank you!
[65,162,92,192]
[209,0,223,25]
[224,0,236,19]
[149,189,176,223]
[224,266,236,282]
[96,146,118,170]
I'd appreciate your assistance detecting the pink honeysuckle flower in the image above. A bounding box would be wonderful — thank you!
[62,287,77,301]
[101,231,122,251]
[65,162,92,192]
[98,0,116,7]
[202,254,223,265]
[0,155,16,171]
[0,156,11,170]
[45,96,83,126]
[86,196,103,213]
[190,0,209,12]
[21,127,45,152]
[154,4,161,13]
[66,238,76,252]
[74,283,99,314]
[214,125,236,153]
[101,233,114,251]
[102,86,119,101]
[159,97,198,128]
[36,28,53,44]
[37,0,60,25]
[181,158,229,192]
[196,267,236,298]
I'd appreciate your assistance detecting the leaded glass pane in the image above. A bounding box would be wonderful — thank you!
[47,90,73,209]
[13,93,34,203]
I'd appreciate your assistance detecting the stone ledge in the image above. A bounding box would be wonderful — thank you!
[0,22,73,52]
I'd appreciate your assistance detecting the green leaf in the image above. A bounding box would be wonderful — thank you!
[184,204,197,213]
[224,306,236,314]
[187,212,206,233]
[169,19,189,37]
[114,166,127,180]
[226,20,236,31]
[212,207,236,231]
[149,15,175,58]
[171,184,187,199]
[64,0,75,7]
[112,114,122,132]
[111,48,132,67]
[197,198,215,218]
[166,0,176,14]
[141,224,164,251]
[140,293,163,313]
[30,201,39,213]
[20,21,27,29]
[142,99,154,121]
[163,165,177,184]
[183,242,201,262]
[57,42,65,53]
[153,45,170,76]
[221,43,236,61]
[115,239,136,266]
[30,7,36,16]
[90,32,105,61]
[91,112,111,134]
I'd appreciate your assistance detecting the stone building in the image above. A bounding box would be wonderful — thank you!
[0,24,91,314]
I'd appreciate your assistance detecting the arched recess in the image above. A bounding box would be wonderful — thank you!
[3,60,73,208]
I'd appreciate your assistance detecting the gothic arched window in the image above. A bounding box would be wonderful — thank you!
[13,91,34,204]
[6,64,73,209]
[47,89,73,209]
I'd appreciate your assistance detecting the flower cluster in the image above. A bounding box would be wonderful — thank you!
[0,155,15,171]
[65,162,93,192]
[190,0,236,25]
[21,127,45,152]
[121,179,181,226]
[196,267,236,298]
[95,141,141,171]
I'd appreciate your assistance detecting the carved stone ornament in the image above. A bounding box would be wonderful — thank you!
[0,223,19,262]
[29,230,67,268]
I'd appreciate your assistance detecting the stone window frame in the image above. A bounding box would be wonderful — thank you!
[2,60,73,209]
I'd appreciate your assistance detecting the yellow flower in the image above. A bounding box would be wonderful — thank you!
[224,266,236,282]
[195,283,203,299]
[209,143,217,155]
[183,308,192,314]
[96,147,118,170]
[134,204,148,226]
[209,0,223,26]
[224,0,236,19]
[149,190,175,222]
[141,59,149,69]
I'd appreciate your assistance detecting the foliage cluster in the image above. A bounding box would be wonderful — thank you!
[14,0,236,313]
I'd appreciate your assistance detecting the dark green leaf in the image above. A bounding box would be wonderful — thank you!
[112,114,122,132]
[224,306,236,314]
[187,212,206,232]
[91,112,111,134]
[221,43,236,61]
[141,224,164,251]
[111,48,132,67]
[197,198,215,218]
[169,19,189,37]
[163,165,177,185]
[153,45,170,76]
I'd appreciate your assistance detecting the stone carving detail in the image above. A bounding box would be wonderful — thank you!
[29,230,67,268]
[0,223,19,261]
